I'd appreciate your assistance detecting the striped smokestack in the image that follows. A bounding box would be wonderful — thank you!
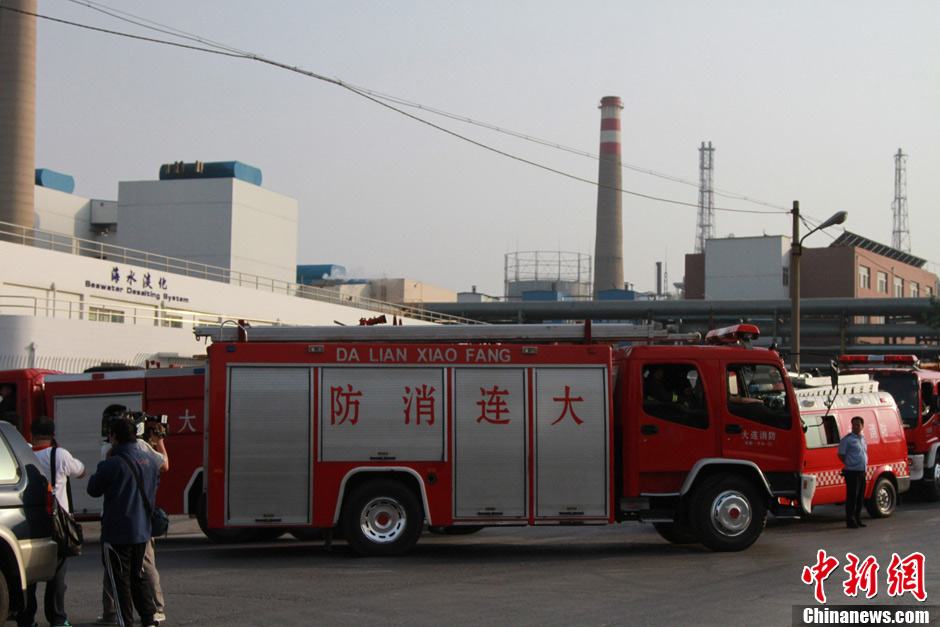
[0,0,37,239]
[593,96,624,297]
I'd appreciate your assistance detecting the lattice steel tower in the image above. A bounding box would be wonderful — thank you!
[694,141,715,254]
[892,148,910,253]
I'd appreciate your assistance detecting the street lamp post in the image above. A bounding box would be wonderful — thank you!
[790,201,848,373]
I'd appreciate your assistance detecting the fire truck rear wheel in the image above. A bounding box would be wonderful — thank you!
[342,480,423,557]
[865,476,897,518]
[690,474,766,552]
[652,522,697,545]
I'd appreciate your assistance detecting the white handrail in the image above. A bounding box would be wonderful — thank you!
[0,221,480,325]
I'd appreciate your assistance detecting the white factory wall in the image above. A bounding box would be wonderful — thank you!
[229,180,298,283]
[0,239,416,371]
[704,236,790,300]
[34,186,91,240]
[117,178,298,283]
[370,278,457,306]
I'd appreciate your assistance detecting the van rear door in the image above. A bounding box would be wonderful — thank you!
[801,411,843,507]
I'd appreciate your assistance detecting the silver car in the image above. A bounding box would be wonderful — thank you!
[0,421,57,620]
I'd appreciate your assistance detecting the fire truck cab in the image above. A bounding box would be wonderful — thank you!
[838,355,940,500]
[196,322,812,556]
[0,369,61,426]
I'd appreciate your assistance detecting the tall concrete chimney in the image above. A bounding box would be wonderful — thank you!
[593,96,624,296]
[0,0,37,239]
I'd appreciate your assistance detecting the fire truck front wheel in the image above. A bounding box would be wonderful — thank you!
[342,479,423,557]
[689,474,767,552]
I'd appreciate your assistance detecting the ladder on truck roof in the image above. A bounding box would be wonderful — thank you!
[193,321,702,344]
[792,374,881,398]
[793,375,892,412]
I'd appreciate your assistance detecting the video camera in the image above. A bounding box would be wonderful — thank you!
[101,409,168,440]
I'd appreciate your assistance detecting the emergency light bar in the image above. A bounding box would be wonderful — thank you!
[839,354,918,367]
[704,324,760,345]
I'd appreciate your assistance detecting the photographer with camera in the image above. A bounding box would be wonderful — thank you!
[87,411,161,627]
[94,405,168,626]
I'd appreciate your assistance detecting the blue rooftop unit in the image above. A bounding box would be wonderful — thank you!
[34,169,75,194]
[158,161,262,186]
[597,288,639,301]
[522,290,566,302]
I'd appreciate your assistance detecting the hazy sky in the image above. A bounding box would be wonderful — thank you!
[32,1,940,296]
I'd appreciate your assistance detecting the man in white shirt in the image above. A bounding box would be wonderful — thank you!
[18,416,85,627]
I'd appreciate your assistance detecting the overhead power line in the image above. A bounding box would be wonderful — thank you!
[7,2,787,217]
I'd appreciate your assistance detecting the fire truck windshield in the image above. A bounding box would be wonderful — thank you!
[726,363,790,429]
[873,373,920,428]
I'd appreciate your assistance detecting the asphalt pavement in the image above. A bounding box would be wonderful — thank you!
[43,499,940,627]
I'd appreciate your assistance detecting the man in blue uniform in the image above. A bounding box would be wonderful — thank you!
[838,415,868,529]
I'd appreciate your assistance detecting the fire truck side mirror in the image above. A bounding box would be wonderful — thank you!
[829,360,839,390]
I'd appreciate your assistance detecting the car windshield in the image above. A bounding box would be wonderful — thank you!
[874,373,920,428]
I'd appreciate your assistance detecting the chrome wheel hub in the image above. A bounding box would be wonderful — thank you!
[359,497,407,544]
[710,491,752,537]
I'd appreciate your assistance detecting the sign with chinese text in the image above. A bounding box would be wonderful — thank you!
[454,368,527,518]
[535,367,609,518]
[320,367,445,462]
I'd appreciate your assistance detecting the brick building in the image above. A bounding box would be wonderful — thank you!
[684,232,937,303]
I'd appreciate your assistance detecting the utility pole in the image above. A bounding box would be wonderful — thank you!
[790,202,802,372]
[790,202,848,373]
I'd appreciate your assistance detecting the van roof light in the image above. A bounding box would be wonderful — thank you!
[705,324,761,345]
[839,354,918,367]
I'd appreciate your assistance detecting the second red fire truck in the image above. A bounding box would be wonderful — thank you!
[0,366,206,518]
[195,321,815,555]
[838,354,940,500]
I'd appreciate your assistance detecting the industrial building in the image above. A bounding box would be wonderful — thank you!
[1,162,444,371]
[684,233,937,303]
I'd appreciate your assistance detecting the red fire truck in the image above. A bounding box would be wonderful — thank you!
[794,374,910,516]
[195,322,814,555]
[838,355,940,500]
[0,367,206,518]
